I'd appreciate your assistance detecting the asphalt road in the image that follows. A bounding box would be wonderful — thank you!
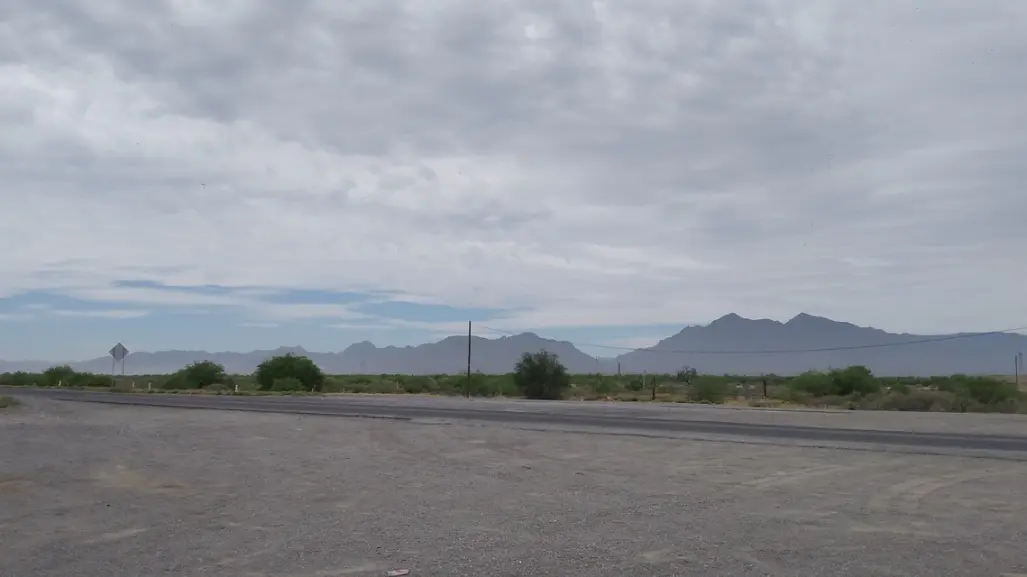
[9,387,1027,454]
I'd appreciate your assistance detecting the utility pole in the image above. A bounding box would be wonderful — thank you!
[466,321,472,398]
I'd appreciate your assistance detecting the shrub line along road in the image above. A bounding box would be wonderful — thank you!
[9,386,1027,454]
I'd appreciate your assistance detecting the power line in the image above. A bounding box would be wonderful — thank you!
[476,324,1027,356]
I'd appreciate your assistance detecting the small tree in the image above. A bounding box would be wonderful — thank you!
[183,361,228,389]
[255,354,325,392]
[829,365,880,396]
[43,365,76,386]
[513,350,570,400]
[675,366,698,384]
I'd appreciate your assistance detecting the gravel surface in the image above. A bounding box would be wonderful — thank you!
[2,398,1026,576]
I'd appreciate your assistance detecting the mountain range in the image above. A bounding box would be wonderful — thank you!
[1,313,1024,377]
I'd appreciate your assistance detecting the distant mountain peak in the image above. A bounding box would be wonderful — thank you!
[709,312,746,326]
[343,341,376,352]
[786,312,832,325]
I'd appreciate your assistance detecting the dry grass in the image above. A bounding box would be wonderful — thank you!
[0,396,19,409]
[989,374,1027,391]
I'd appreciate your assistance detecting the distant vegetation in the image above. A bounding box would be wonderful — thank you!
[1,352,1023,414]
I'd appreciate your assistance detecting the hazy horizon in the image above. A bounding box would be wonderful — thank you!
[3,312,1024,366]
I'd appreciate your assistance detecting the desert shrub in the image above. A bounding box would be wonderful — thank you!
[67,372,113,388]
[788,371,834,397]
[466,372,511,397]
[182,361,228,388]
[163,361,228,390]
[770,385,812,405]
[345,382,370,394]
[43,365,76,386]
[877,390,955,412]
[785,366,881,398]
[960,376,1019,405]
[811,394,853,408]
[829,365,881,396]
[0,372,38,387]
[161,372,193,390]
[255,354,325,392]
[401,376,430,394]
[513,351,570,400]
[271,377,304,392]
[367,379,402,394]
[888,381,911,395]
[967,397,1022,414]
[689,379,731,404]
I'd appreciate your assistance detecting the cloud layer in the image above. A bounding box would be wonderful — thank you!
[2,0,1026,357]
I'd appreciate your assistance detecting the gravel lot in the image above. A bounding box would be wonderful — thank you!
[2,398,1026,577]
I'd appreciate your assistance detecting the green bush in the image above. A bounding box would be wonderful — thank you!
[785,366,881,398]
[829,365,880,396]
[161,361,228,390]
[254,354,325,392]
[689,380,731,403]
[271,377,305,392]
[513,351,570,400]
[43,365,76,386]
[161,372,193,390]
[594,378,613,395]
[788,371,834,397]
[888,381,911,395]
[961,377,1019,405]
[400,376,433,394]
[68,372,113,388]
[770,385,811,405]
[0,371,38,387]
[181,361,228,389]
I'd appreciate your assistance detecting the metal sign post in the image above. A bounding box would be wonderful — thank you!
[109,343,129,375]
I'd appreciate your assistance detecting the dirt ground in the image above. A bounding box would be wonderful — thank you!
[2,398,1026,576]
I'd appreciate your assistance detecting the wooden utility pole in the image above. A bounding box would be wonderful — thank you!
[466,321,472,398]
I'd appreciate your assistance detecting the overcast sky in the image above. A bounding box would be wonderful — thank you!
[1,1,1025,360]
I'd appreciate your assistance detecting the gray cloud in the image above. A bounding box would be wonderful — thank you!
[1,0,1025,335]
